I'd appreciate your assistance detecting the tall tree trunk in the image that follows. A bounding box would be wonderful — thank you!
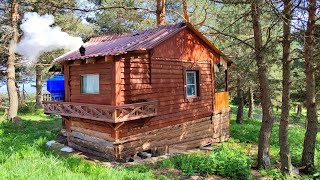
[302,0,317,173]
[296,103,302,116]
[7,0,19,121]
[182,0,189,22]
[248,86,254,118]
[279,0,293,175]
[251,0,274,169]
[36,65,43,108]
[236,74,243,123]
[156,0,166,27]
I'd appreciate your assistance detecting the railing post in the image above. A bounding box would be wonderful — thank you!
[112,109,117,123]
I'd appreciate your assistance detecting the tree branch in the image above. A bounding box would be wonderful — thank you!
[194,9,208,26]
[203,25,256,50]
[50,4,156,13]
[209,0,251,5]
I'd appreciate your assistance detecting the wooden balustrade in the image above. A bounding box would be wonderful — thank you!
[215,91,229,112]
[43,101,158,123]
[43,93,52,101]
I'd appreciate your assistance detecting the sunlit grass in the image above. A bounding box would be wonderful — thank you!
[230,104,320,176]
[0,102,318,179]
[0,110,154,180]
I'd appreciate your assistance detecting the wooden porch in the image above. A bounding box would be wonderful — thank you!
[43,101,158,123]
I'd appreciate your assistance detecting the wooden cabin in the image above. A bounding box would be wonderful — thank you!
[43,22,232,161]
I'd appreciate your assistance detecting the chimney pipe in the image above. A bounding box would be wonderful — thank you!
[79,45,85,56]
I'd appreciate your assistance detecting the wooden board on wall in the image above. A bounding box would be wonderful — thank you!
[117,55,215,139]
[69,61,112,105]
[113,112,229,159]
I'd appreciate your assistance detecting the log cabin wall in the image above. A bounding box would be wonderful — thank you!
[68,58,112,105]
[151,28,220,62]
[63,57,116,158]
[62,27,230,161]
[67,116,116,160]
[116,28,221,139]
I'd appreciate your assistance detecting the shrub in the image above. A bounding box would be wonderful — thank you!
[18,101,37,114]
[209,145,251,180]
[160,145,251,179]
[169,154,215,175]
[259,169,282,179]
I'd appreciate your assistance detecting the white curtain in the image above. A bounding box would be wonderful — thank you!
[81,74,99,94]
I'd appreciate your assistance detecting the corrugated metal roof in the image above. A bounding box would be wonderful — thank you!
[55,22,223,62]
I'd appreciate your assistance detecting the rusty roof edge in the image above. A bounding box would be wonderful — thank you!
[54,22,233,63]
[136,24,187,51]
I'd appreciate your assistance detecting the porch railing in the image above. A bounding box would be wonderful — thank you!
[43,101,158,123]
[215,91,229,112]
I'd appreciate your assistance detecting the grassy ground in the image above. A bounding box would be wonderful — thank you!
[0,103,319,179]
[0,109,155,179]
[230,104,320,178]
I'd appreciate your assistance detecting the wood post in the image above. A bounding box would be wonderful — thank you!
[151,146,169,157]
[224,69,228,91]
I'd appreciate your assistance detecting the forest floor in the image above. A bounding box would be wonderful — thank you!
[0,103,319,179]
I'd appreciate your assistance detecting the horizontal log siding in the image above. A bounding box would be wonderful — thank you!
[68,117,116,160]
[151,28,220,64]
[69,62,112,105]
[70,117,115,141]
[118,57,214,138]
[114,111,230,159]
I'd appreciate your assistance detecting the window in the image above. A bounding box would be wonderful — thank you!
[186,71,198,98]
[80,74,99,94]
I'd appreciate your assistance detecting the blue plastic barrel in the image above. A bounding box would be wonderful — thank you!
[47,74,65,101]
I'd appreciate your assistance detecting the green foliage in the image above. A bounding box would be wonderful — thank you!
[0,112,154,179]
[18,101,58,121]
[259,169,282,180]
[160,145,251,179]
[126,165,152,173]
[229,104,320,178]
[18,101,37,114]
[209,145,252,180]
[87,0,155,34]
[163,154,215,175]
[229,115,315,167]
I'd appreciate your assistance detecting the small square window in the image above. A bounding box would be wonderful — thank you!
[186,71,198,98]
[80,74,99,94]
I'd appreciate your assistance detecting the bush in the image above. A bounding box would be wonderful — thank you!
[259,169,282,179]
[209,145,251,180]
[18,101,37,114]
[160,145,251,179]
[168,154,215,175]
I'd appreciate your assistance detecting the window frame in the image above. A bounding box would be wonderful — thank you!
[80,74,100,94]
[183,67,201,101]
[186,71,198,98]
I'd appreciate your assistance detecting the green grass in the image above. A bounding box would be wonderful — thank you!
[0,103,319,179]
[0,110,154,180]
[230,104,320,177]
[159,145,251,179]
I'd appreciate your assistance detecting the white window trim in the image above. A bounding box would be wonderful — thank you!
[80,74,100,94]
[186,71,197,98]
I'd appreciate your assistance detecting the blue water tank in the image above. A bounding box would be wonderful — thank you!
[47,74,65,101]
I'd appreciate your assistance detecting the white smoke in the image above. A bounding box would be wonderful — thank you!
[16,12,83,64]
